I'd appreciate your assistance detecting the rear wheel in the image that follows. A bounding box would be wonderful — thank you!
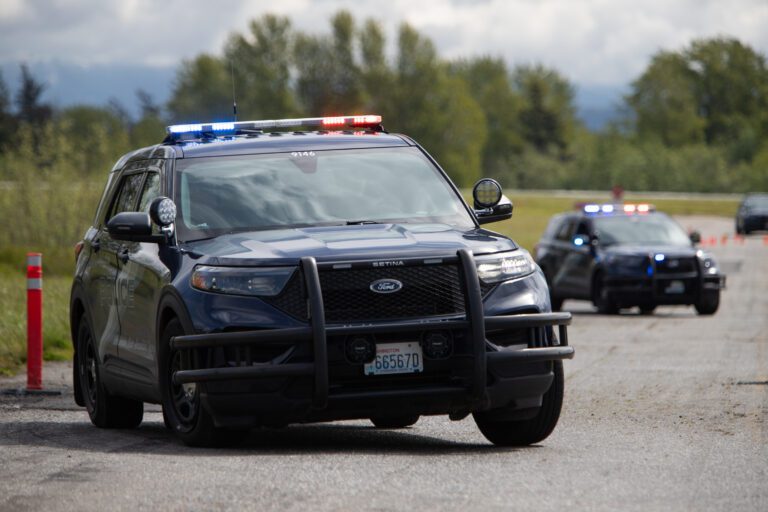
[639,305,656,315]
[370,415,419,429]
[76,315,143,429]
[473,361,564,446]
[159,318,246,446]
[695,290,720,315]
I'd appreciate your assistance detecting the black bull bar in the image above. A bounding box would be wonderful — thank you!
[170,249,574,408]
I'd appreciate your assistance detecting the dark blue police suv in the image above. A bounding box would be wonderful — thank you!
[535,203,725,315]
[71,115,573,446]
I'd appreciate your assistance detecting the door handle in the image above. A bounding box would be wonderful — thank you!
[119,247,130,264]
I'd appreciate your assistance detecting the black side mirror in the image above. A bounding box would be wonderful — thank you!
[689,231,701,244]
[472,178,513,224]
[107,212,164,243]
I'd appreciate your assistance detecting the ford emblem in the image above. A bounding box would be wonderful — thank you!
[369,279,403,294]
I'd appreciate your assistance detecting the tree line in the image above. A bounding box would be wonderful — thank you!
[1,11,767,193]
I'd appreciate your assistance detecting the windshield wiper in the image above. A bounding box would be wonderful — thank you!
[346,220,382,225]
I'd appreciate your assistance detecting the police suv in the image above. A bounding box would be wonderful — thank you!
[535,203,725,315]
[70,115,573,446]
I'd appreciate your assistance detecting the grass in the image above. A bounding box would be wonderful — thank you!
[0,192,740,375]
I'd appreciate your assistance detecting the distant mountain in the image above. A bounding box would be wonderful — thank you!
[0,61,175,119]
[0,61,628,130]
[573,83,628,131]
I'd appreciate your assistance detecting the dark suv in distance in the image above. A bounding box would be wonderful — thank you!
[735,193,768,235]
[535,203,725,315]
[70,115,573,447]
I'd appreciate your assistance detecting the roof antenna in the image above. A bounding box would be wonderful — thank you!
[230,60,237,121]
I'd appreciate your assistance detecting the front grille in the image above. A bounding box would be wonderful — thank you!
[656,257,698,274]
[320,265,464,323]
[262,263,496,323]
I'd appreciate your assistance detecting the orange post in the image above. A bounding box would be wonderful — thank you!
[26,253,43,391]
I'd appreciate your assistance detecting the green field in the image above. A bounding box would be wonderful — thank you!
[0,192,740,375]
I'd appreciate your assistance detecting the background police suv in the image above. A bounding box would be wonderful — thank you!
[535,203,725,315]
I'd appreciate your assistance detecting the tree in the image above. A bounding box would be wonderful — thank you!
[627,37,768,159]
[15,64,52,127]
[167,55,232,122]
[293,10,364,115]
[512,64,577,156]
[0,70,15,148]
[224,14,298,118]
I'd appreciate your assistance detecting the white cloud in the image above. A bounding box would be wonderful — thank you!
[0,0,767,86]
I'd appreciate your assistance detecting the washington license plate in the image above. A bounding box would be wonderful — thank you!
[665,280,685,294]
[364,342,423,376]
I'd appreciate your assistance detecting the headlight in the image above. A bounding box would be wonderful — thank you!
[697,251,718,275]
[475,250,536,283]
[191,266,295,296]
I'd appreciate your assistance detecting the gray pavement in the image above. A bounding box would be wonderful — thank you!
[1,216,766,511]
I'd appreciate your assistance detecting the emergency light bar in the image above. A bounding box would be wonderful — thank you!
[580,203,655,214]
[165,115,383,140]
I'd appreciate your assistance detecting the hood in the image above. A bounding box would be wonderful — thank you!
[183,223,518,266]
[602,244,697,258]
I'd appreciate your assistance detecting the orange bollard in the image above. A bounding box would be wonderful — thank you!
[763,235,768,246]
[708,236,717,246]
[26,253,43,391]
[721,234,728,246]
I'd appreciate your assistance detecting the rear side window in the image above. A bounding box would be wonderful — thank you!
[554,218,575,242]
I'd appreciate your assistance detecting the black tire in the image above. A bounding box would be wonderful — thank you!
[550,295,564,312]
[370,415,419,429]
[593,274,618,314]
[695,290,720,315]
[473,361,564,446]
[159,318,245,446]
[735,222,744,235]
[639,305,656,315]
[76,314,143,429]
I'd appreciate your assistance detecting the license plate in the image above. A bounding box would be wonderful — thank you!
[364,342,423,376]
[665,280,685,294]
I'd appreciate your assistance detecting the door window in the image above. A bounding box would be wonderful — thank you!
[138,173,161,213]
[107,173,146,221]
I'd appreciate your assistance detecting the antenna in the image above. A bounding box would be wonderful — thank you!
[230,60,237,121]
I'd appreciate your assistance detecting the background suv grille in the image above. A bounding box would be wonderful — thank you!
[656,257,698,274]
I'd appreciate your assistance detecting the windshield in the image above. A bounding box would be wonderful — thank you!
[593,213,691,247]
[744,195,768,208]
[174,147,474,241]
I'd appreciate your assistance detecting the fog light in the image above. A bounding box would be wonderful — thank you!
[345,336,375,364]
[422,331,453,359]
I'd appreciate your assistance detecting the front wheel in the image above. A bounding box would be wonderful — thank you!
[473,361,564,446]
[76,314,143,428]
[159,318,245,446]
[593,274,618,314]
[695,290,720,315]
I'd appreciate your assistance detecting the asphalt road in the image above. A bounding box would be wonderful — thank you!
[1,216,766,512]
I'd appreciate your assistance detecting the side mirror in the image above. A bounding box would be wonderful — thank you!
[107,212,154,242]
[689,230,701,244]
[473,178,513,224]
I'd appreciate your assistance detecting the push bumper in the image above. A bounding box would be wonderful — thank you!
[170,249,573,419]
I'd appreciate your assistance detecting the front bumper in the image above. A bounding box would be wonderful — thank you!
[170,250,573,424]
[604,264,725,307]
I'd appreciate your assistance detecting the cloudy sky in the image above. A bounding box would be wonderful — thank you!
[1,0,767,118]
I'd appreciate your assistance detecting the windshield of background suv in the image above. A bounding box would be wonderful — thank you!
[593,213,691,247]
[174,147,475,241]
[744,195,768,208]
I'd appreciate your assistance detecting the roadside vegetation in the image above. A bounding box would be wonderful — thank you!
[0,10,760,374]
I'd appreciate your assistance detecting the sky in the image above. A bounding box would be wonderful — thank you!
[1,0,767,123]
